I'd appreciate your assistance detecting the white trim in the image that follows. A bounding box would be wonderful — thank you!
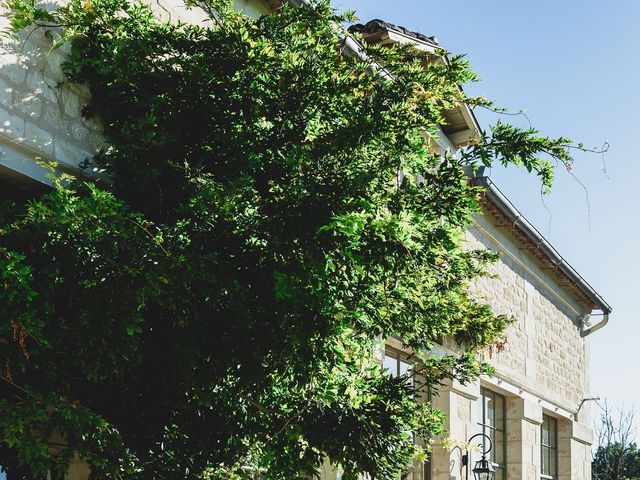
[384,30,438,53]
[481,375,575,421]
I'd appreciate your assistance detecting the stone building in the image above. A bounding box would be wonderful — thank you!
[348,19,611,480]
[0,2,610,480]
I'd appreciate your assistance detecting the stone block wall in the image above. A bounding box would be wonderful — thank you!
[424,204,596,480]
[429,379,593,480]
[0,0,270,185]
[0,2,269,480]
[0,15,102,184]
[466,209,591,413]
[423,206,596,480]
[0,1,597,478]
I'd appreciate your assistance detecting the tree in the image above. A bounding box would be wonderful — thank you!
[0,0,578,478]
[593,402,640,480]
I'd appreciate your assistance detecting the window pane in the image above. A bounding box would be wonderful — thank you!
[486,393,495,428]
[424,453,432,480]
[550,445,557,476]
[549,417,557,448]
[541,418,550,446]
[384,353,397,377]
[486,428,496,462]
[399,358,413,389]
[541,414,559,478]
[478,388,506,471]
[399,359,410,377]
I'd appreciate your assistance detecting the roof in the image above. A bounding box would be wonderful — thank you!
[281,7,611,317]
[350,18,611,316]
[348,19,481,147]
[349,19,439,47]
[473,168,611,314]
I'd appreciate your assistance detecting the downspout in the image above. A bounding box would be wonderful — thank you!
[581,313,609,337]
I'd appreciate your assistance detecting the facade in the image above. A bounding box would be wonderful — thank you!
[0,3,610,480]
[350,19,611,480]
[428,177,608,480]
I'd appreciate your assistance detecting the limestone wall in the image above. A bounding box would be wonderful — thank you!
[0,16,100,184]
[429,378,593,480]
[424,206,596,480]
[0,1,598,478]
[0,2,268,480]
[466,209,591,412]
[0,0,270,185]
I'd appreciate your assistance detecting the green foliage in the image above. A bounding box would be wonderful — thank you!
[593,443,640,480]
[0,0,577,478]
[462,121,570,194]
[593,403,640,480]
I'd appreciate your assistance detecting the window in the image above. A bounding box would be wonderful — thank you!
[423,456,432,480]
[383,348,412,379]
[477,388,506,480]
[383,348,417,480]
[383,348,416,393]
[541,414,558,480]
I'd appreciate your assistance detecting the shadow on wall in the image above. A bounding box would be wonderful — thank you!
[0,8,106,181]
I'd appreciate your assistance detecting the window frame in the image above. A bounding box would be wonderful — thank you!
[477,387,507,480]
[540,414,558,480]
[383,347,421,480]
[383,347,412,379]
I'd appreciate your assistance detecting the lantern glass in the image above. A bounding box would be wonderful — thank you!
[472,457,495,480]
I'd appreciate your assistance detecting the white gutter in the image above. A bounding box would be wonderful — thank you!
[581,314,609,337]
[471,167,611,335]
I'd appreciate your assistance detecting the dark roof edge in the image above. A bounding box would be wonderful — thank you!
[348,19,482,146]
[473,168,611,314]
[348,19,439,46]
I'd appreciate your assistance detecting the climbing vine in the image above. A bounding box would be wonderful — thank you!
[0,0,580,478]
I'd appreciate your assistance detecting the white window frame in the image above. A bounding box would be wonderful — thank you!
[540,414,558,480]
[478,387,507,480]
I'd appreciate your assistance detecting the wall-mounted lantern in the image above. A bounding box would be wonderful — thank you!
[461,433,495,480]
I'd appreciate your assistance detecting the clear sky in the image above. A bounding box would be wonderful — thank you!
[332,0,639,412]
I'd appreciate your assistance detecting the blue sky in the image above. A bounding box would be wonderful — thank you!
[332,0,638,411]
